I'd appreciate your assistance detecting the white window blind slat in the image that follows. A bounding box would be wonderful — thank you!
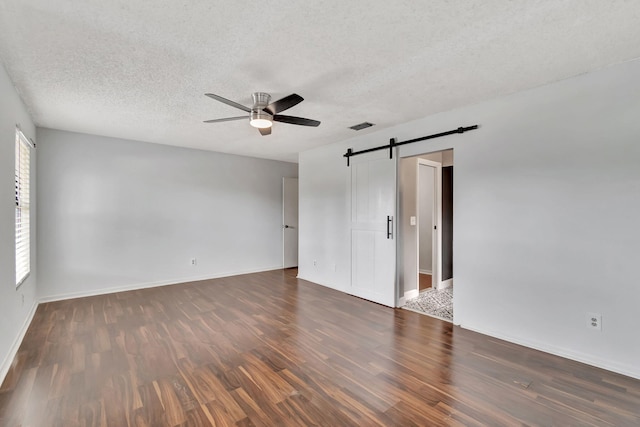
[15,129,32,286]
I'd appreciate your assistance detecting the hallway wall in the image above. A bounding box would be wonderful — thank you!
[299,58,640,379]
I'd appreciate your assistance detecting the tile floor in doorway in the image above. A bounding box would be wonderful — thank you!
[404,287,453,322]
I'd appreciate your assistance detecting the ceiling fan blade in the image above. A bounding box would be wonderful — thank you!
[273,115,321,127]
[259,127,272,136]
[203,116,247,123]
[205,93,251,112]
[264,94,303,115]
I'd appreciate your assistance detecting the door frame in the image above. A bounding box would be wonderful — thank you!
[417,159,442,291]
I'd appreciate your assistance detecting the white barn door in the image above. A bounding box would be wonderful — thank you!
[350,151,397,307]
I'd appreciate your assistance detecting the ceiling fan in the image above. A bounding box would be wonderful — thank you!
[203,92,321,136]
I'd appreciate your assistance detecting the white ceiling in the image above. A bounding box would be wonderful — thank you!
[1,1,639,163]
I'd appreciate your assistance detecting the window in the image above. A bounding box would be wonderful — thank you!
[15,129,32,287]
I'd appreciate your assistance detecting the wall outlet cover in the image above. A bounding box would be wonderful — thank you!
[586,312,602,331]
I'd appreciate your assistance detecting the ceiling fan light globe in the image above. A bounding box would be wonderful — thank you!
[250,118,273,129]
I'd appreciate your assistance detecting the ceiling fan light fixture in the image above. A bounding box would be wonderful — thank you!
[250,109,273,128]
[250,118,273,128]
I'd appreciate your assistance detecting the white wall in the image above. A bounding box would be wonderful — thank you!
[419,151,444,164]
[0,63,38,380]
[37,129,297,300]
[441,150,453,167]
[299,58,640,379]
[298,145,352,292]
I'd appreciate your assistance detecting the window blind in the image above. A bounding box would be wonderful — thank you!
[15,129,32,287]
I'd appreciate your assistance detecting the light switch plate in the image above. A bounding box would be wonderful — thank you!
[410,216,416,226]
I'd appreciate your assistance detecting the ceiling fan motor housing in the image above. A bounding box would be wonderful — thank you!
[252,92,271,108]
[250,92,273,125]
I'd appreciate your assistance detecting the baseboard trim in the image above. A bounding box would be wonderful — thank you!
[439,278,453,290]
[460,324,640,381]
[39,266,284,303]
[0,301,38,385]
[404,289,419,300]
[398,289,419,307]
[419,269,432,275]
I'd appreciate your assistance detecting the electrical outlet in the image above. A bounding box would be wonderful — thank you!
[190,258,197,266]
[586,312,602,331]
[313,260,317,267]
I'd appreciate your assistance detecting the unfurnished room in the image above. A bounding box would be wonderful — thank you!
[1,1,640,425]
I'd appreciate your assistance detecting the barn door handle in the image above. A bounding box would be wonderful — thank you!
[387,215,393,239]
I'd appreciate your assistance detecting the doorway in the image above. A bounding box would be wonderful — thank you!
[399,149,454,321]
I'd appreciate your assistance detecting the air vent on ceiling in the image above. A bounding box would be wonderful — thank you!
[349,122,375,131]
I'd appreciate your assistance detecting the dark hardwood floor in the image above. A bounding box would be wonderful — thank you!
[1,269,639,426]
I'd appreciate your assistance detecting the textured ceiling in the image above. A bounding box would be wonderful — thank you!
[1,1,640,162]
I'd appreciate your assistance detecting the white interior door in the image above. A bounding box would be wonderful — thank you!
[351,151,397,307]
[283,177,298,268]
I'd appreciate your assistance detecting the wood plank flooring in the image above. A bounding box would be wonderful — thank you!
[1,269,639,426]
[419,273,432,291]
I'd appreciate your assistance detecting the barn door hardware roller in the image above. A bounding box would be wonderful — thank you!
[343,125,478,166]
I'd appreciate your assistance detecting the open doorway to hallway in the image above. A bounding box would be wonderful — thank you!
[399,149,454,322]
